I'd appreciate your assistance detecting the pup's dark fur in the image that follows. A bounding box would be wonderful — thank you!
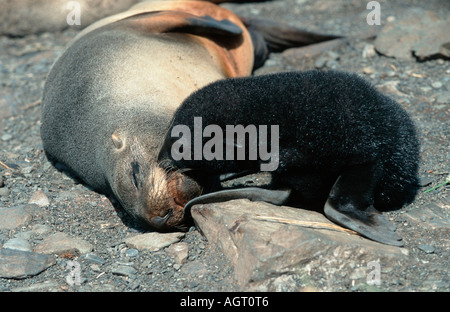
[159,70,420,246]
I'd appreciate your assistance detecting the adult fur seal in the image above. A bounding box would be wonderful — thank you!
[40,0,339,231]
[158,70,420,246]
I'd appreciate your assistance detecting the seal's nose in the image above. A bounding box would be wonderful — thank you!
[150,209,172,230]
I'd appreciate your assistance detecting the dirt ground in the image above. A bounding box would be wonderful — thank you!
[0,0,448,293]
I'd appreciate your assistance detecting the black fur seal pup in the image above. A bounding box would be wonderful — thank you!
[40,0,339,231]
[158,70,420,246]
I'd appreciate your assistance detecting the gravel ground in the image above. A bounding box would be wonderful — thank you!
[0,0,448,293]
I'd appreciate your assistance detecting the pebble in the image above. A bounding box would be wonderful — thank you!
[0,206,32,230]
[362,44,376,58]
[419,177,433,187]
[125,248,139,258]
[3,237,32,252]
[90,264,102,272]
[28,189,50,207]
[418,244,435,254]
[166,242,189,264]
[431,81,442,89]
[124,232,185,252]
[376,80,408,97]
[435,91,450,104]
[83,252,106,265]
[30,224,52,235]
[1,134,12,141]
[363,66,374,74]
[21,165,34,175]
[0,187,10,196]
[34,232,93,256]
[111,264,137,277]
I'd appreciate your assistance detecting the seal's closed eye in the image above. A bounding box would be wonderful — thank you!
[131,161,140,190]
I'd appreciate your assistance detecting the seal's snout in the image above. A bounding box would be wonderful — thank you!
[150,209,173,230]
[143,165,202,231]
[150,207,189,231]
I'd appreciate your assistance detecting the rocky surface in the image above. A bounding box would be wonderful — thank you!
[374,8,450,61]
[191,199,409,291]
[0,0,140,36]
[0,0,449,292]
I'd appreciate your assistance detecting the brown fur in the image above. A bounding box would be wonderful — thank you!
[41,0,253,230]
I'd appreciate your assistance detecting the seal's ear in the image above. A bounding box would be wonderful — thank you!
[117,11,243,37]
[111,133,124,150]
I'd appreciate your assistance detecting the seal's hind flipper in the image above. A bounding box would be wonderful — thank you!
[240,17,342,69]
[324,201,403,246]
[323,166,404,247]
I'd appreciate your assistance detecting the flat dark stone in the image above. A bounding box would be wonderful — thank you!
[0,248,55,279]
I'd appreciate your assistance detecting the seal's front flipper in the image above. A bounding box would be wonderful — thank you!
[117,11,243,37]
[323,167,404,247]
[183,187,291,215]
[240,17,342,69]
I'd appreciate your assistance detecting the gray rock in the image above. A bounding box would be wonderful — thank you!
[362,44,376,59]
[418,244,435,254]
[191,199,406,291]
[125,248,139,258]
[34,232,93,256]
[166,242,189,264]
[124,232,185,252]
[375,8,450,60]
[431,81,443,89]
[3,238,32,252]
[111,264,137,277]
[30,224,53,235]
[404,200,450,229]
[1,134,12,142]
[376,81,409,98]
[14,231,33,240]
[0,206,32,230]
[0,187,10,197]
[28,190,50,207]
[11,280,59,292]
[180,260,208,278]
[0,0,140,36]
[0,248,55,279]
[435,91,450,104]
[282,38,346,65]
[83,252,106,265]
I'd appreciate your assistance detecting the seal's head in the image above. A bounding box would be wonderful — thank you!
[108,132,203,231]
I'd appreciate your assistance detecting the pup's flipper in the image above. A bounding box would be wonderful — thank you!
[240,17,342,69]
[323,167,404,247]
[183,187,291,215]
[324,201,403,246]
